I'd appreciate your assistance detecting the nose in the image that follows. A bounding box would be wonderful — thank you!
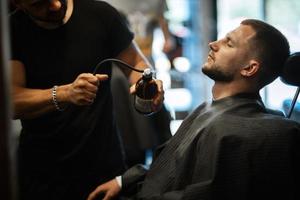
[209,40,218,51]
[49,0,62,11]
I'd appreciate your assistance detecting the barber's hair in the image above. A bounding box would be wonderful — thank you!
[241,19,290,87]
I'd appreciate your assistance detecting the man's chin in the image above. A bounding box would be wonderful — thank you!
[202,63,211,73]
[43,12,66,23]
[202,68,233,82]
[29,13,65,23]
[201,67,210,77]
[31,7,67,23]
[41,18,64,23]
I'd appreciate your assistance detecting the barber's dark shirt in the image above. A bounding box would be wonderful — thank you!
[10,0,133,198]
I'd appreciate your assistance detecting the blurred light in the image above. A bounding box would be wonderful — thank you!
[165,0,189,22]
[173,57,191,72]
[165,88,192,111]
[265,78,298,109]
[155,56,171,72]
[156,72,171,89]
[170,120,183,135]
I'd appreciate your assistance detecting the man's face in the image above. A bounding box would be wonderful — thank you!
[202,24,256,82]
[17,0,67,23]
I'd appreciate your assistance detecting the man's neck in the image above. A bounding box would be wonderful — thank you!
[211,81,256,101]
[34,0,73,29]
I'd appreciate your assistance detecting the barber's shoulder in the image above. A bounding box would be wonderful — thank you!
[90,0,116,11]
[86,0,120,20]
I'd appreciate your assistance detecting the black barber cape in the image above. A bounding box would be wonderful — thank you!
[121,93,300,200]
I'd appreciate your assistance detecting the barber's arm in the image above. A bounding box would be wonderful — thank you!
[115,41,151,84]
[115,41,164,112]
[11,60,108,119]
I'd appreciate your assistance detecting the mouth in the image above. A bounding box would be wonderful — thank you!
[207,53,214,61]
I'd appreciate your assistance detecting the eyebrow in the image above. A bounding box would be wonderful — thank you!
[225,34,236,44]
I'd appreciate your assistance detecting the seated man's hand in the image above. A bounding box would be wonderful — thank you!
[87,179,121,200]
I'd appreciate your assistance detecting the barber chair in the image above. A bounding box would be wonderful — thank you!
[280,52,300,119]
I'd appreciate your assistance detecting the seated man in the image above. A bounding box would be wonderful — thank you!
[87,19,300,200]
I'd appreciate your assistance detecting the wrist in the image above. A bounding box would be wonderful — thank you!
[116,176,122,188]
[57,84,71,102]
[52,84,70,111]
[52,85,64,111]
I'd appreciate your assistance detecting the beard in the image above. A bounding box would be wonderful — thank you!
[202,64,234,82]
[25,0,67,23]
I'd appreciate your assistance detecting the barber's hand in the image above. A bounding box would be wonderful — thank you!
[66,73,108,106]
[87,179,121,200]
[130,79,164,112]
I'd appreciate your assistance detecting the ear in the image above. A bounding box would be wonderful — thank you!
[240,60,260,77]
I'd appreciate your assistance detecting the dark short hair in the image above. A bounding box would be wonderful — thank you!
[241,19,290,87]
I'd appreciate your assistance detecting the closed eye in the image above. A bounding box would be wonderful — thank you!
[225,35,235,47]
[227,42,233,47]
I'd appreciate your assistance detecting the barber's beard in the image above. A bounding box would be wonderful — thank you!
[202,64,234,82]
[25,0,67,23]
[27,12,65,24]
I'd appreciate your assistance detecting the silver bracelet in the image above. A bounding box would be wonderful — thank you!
[52,85,64,111]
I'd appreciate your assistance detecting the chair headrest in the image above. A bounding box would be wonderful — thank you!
[280,52,300,87]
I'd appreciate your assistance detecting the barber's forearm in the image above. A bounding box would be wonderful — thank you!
[116,42,152,84]
[116,176,122,187]
[12,85,69,119]
[128,59,150,84]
